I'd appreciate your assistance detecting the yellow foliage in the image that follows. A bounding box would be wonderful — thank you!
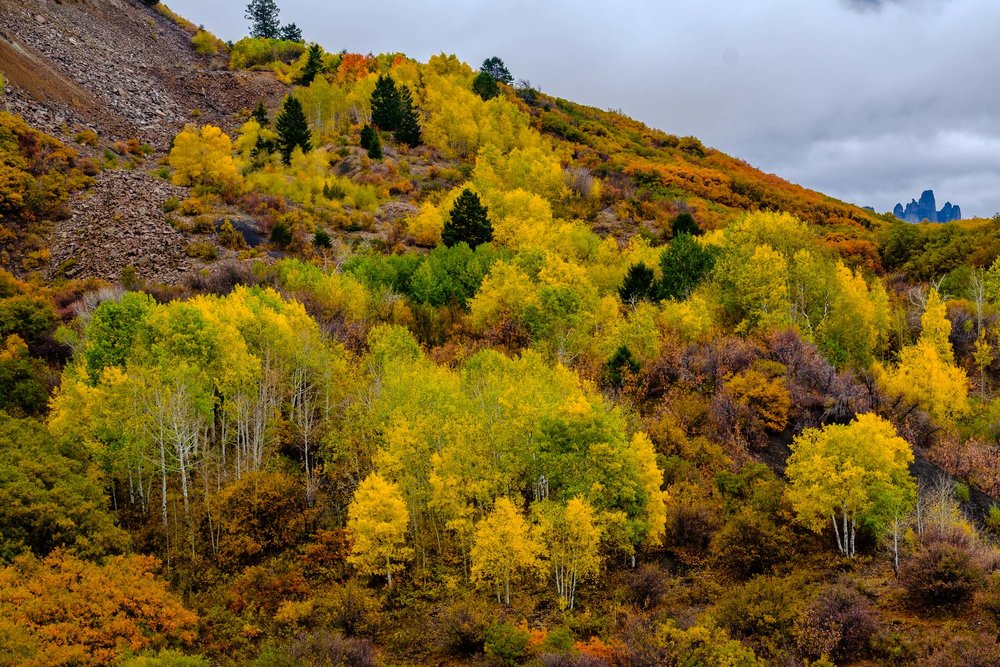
[421,70,534,158]
[273,598,314,626]
[473,143,567,203]
[234,119,278,164]
[630,432,668,546]
[471,497,543,605]
[482,188,555,249]
[347,473,413,585]
[725,367,792,432]
[245,148,378,213]
[168,124,241,192]
[611,302,662,363]
[294,74,376,140]
[725,210,815,259]
[191,30,224,56]
[272,259,370,323]
[878,338,969,426]
[658,293,717,343]
[785,413,915,556]
[920,288,954,363]
[469,261,539,330]
[406,201,445,246]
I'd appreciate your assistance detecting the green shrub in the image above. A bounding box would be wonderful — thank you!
[484,622,530,666]
[184,241,218,260]
[313,229,332,249]
[191,30,221,56]
[230,37,306,69]
[955,482,971,503]
[270,222,292,248]
[74,129,99,146]
[713,574,812,660]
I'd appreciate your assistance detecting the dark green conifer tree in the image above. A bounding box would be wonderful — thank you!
[366,129,383,160]
[472,72,500,101]
[275,95,311,164]
[297,44,324,86]
[442,189,492,248]
[250,102,275,165]
[480,57,513,85]
[359,124,377,150]
[245,0,280,39]
[394,86,422,147]
[619,262,658,303]
[370,75,401,131]
[251,101,269,127]
[279,22,303,42]
[671,212,702,237]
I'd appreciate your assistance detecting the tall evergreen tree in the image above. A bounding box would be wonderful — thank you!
[250,101,275,164]
[370,75,400,131]
[472,72,500,101]
[279,22,303,42]
[619,262,658,303]
[251,101,269,127]
[394,86,422,147]
[480,57,513,85]
[245,0,280,39]
[443,189,492,248]
[275,96,311,164]
[297,44,324,86]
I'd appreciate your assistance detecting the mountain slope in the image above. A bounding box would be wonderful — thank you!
[0,0,285,146]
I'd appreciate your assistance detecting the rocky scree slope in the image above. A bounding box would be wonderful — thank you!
[0,0,288,284]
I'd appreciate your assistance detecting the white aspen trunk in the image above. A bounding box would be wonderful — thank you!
[842,507,850,556]
[893,524,900,573]
[127,466,136,506]
[831,513,844,555]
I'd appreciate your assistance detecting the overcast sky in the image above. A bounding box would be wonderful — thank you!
[169,0,1000,218]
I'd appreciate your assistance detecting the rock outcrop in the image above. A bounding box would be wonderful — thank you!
[0,0,287,148]
[893,190,961,223]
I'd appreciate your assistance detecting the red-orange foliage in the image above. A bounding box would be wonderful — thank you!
[0,550,197,666]
[337,53,372,82]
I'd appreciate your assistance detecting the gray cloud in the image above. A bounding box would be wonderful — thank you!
[168,0,1000,218]
[843,0,950,11]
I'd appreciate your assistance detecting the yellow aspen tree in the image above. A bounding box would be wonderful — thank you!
[168,124,241,192]
[536,496,601,609]
[346,473,413,586]
[785,413,915,558]
[878,288,968,425]
[470,497,542,605]
[920,288,953,363]
[631,432,668,547]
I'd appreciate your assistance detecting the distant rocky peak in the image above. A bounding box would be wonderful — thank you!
[893,190,961,223]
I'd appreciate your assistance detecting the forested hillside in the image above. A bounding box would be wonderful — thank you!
[4,1,1000,665]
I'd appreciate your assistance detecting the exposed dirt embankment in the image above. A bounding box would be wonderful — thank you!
[0,0,285,147]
